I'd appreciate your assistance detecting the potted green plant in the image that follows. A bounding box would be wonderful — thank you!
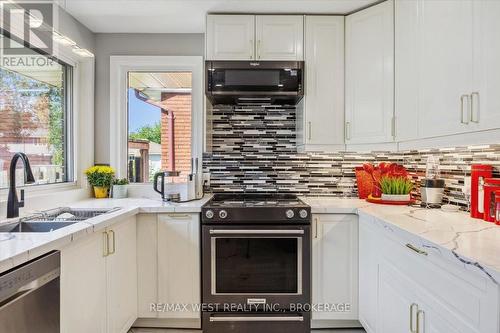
[84,166,115,198]
[380,176,413,201]
[112,178,129,199]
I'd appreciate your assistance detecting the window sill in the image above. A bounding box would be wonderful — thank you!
[0,182,82,200]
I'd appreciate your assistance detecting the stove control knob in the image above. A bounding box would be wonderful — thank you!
[299,209,308,219]
[205,210,214,219]
[285,209,295,219]
[219,210,228,219]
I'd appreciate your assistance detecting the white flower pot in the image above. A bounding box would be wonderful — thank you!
[112,185,128,199]
[381,194,411,202]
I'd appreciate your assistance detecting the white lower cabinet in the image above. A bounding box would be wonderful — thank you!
[359,214,499,333]
[61,229,108,333]
[358,217,378,332]
[137,213,201,328]
[312,214,358,325]
[157,213,200,320]
[106,217,138,333]
[61,216,137,333]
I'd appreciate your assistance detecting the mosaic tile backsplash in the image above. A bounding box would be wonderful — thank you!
[203,105,500,206]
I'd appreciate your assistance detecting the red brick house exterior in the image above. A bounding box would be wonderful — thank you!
[160,92,192,181]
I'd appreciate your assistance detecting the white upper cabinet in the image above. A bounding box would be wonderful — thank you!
[396,0,500,144]
[298,16,344,152]
[206,15,304,61]
[206,15,255,60]
[255,15,304,60]
[417,0,473,138]
[472,0,500,131]
[345,0,394,144]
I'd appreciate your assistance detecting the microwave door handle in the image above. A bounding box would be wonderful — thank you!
[209,230,304,235]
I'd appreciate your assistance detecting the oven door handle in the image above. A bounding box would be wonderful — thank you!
[209,315,304,322]
[209,230,305,235]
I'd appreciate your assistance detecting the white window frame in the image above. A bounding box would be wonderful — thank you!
[109,55,204,182]
[0,34,95,197]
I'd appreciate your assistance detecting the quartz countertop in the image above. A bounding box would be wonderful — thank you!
[0,195,212,273]
[301,196,500,284]
[1,194,499,285]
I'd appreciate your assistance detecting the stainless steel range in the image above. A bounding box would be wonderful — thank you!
[201,194,311,333]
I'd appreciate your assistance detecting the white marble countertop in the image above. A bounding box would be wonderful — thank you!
[0,195,212,273]
[301,196,500,284]
[1,194,499,285]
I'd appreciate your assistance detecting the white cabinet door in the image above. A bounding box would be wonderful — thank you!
[300,16,344,151]
[206,15,255,60]
[472,0,500,131]
[394,0,419,142]
[106,217,138,333]
[61,232,107,333]
[157,213,201,320]
[255,15,303,60]
[417,299,463,333]
[137,214,158,318]
[312,214,358,321]
[358,217,378,333]
[345,0,394,144]
[416,0,474,138]
[378,259,417,333]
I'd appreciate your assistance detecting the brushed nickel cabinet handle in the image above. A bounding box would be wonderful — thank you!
[257,40,261,59]
[406,243,428,256]
[345,122,351,140]
[391,116,396,138]
[416,310,424,333]
[410,303,418,333]
[250,40,253,59]
[471,92,480,123]
[108,230,116,255]
[461,94,470,124]
[308,121,312,141]
[103,232,109,257]
[314,217,319,239]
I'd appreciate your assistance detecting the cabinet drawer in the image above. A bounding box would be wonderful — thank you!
[158,213,199,223]
[380,226,498,332]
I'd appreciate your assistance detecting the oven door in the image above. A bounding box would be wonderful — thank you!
[202,225,310,309]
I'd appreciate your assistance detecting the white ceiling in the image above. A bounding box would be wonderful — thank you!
[58,0,379,33]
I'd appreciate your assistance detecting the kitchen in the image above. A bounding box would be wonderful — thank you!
[0,0,499,333]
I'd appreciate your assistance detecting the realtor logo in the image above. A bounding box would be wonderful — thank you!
[1,1,54,55]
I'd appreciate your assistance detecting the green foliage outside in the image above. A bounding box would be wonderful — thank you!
[129,122,161,144]
[0,67,65,166]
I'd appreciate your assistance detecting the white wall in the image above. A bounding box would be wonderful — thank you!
[93,33,205,164]
[56,6,96,52]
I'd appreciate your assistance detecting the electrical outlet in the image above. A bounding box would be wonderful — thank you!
[463,177,471,195]
[202,173,211,187]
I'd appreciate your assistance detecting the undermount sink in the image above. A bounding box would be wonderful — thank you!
[0,207,121,233]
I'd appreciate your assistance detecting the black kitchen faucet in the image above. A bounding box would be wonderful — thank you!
[7,152,35,218]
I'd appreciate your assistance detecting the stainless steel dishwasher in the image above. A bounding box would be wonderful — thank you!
[0,251,60,332]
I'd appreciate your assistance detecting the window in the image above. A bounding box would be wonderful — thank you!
[127,71,192,183]
[0,32,73,188]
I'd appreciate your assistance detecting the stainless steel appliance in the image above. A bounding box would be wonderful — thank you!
[0,251,60,332]
[205,61,304,105]
[201,194,311,333]
[420,179,445,207]
[153,170,181,202]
